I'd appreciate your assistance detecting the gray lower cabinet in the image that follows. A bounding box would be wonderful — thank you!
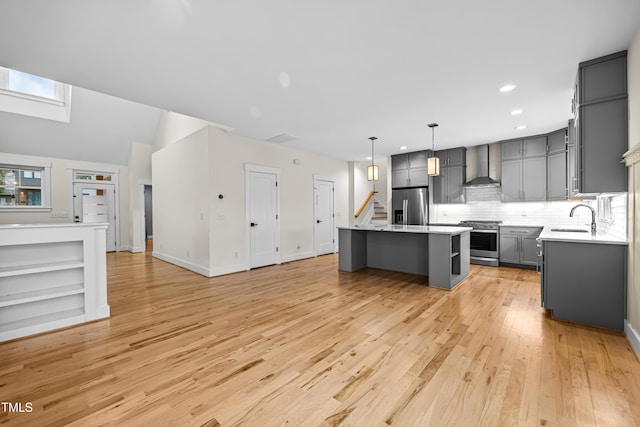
[499,226,542,267]
[541,240,626,330]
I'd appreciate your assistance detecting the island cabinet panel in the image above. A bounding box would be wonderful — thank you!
[338,226,471,290]
[542,240,626,330]
[367,232,429,276]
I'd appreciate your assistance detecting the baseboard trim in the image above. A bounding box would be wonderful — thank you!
[129,246,145,253]
[281,251,316,263]
[152,251,210,277]
[209,264,247,277]
[625,320,640,358]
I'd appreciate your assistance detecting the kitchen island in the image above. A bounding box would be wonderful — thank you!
[338,225,472,290]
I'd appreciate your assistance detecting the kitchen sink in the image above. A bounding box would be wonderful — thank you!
[550,228,589,233]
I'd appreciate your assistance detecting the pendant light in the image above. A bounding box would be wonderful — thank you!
[427,123,440,176]
[367,136,379,181]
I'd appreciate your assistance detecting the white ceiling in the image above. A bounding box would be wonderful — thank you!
[1,0,639,164]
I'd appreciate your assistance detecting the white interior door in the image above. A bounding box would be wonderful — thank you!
[315,178,335,255]
[248,170,279,268]
[73,183,116,252]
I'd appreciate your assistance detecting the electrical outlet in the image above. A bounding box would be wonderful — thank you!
[234,252,238,259]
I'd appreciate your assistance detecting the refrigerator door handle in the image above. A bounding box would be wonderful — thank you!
[403,199,408,225]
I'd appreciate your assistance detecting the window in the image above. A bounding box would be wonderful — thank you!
[0,163,50,209]
[0,66,72,122]
[0,67,63,103]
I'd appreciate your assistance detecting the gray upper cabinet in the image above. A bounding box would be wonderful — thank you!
[432,148,466,204]
[501,137,546,161]
[500,159,522,202]
[547,128,567,200]
[391,150,432,188]
[572,50,628,195]
[441,148,465,167]
[580,54,627,103]
[523,137,547,157]
[501,136,547,202]
[501,140,523,160]
[547,129,566,154]
[523,156,546,201]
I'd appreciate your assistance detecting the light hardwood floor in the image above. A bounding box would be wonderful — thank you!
[1,249,639,426]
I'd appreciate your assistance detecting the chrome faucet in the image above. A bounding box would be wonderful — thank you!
[570,204,596,233]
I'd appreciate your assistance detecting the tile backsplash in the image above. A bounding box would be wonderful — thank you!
[431,187,627,240]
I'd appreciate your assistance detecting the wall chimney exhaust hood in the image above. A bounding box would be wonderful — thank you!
[463,144,500,187]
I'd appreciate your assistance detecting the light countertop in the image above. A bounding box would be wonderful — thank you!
[0,223,109,230]
[538,226,627,245]
[339,225,472,235]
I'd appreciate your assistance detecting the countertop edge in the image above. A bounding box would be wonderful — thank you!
[538,226,627,245]
[338,225,473,235]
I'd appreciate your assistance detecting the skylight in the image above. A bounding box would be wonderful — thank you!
[8,69,56,99]
[0,66,72,122]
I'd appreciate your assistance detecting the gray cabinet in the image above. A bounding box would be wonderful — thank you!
[501,137,546,161]
[501,137,546,202]
[432,148,466,204]
[391,150,431,188]
[499,226,542,267]
[547,128,567,200]
[571,50,628,195]
[541,239,626,330]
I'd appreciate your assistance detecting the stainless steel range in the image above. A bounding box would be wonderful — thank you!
[459,220,501,266]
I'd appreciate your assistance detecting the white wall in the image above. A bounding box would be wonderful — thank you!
[127,142,152,252]
[153,111,231,152]
[0,151,131,249]
[207,127,349,273]
[152,127,211,275]
[152,124,349,277]
[351,158,389,221]
[626,27,640,351]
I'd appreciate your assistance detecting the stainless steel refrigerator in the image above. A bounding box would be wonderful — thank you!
[392,187,428,225]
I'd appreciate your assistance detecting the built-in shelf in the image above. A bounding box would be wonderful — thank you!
[0,261,84,278]
[0,283,84,307]
[0,223,109,342]
[0,308,85,333]
[451,251,460,258]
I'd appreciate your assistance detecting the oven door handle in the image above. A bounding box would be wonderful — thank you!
[469,229,498,233]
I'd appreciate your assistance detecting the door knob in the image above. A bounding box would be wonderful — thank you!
[250,222,258,227]
[317,219,322,223]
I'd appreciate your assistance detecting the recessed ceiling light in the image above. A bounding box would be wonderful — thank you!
[515,125,528,130]
[366,156,372,160]
[400,146,407,150]
[500,84,516,93]
[510,109,524,115]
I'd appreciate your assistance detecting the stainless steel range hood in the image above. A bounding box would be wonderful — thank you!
[463,144,500,187]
